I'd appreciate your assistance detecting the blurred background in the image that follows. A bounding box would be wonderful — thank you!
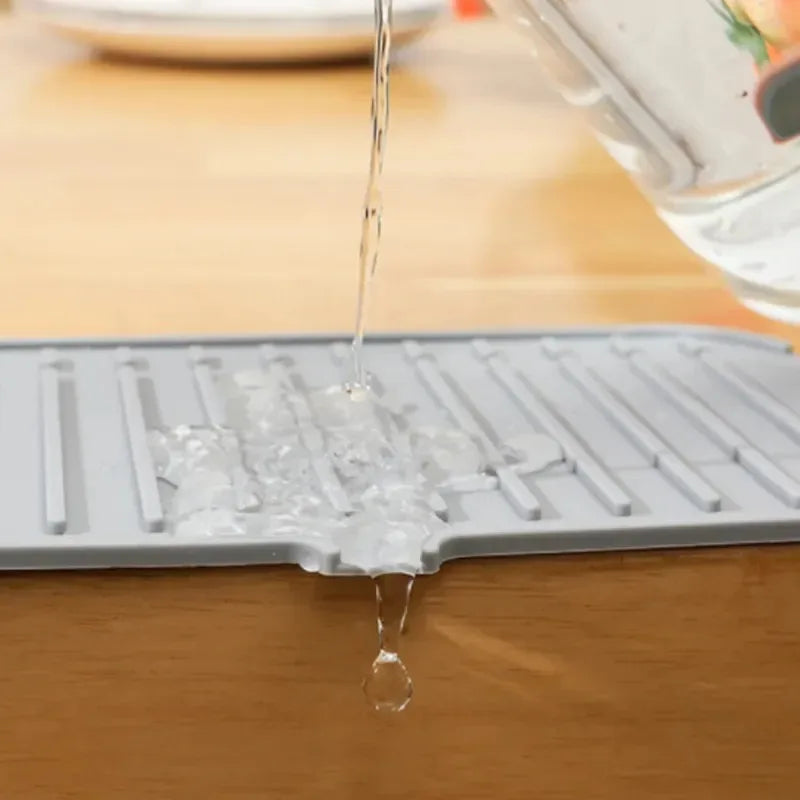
[0,0,748,345]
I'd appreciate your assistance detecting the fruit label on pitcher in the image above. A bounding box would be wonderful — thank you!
[713,1,800,141]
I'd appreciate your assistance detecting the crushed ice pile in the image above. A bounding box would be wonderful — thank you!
[147,358,560,574]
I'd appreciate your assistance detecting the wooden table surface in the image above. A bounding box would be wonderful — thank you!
[2,15,800,800]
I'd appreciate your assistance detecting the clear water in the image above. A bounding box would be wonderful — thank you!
[494,0,800,322]
[147,363,486,574]
[658,167,800,323]
[363,573,414,712]
[351,0,393,388]
[147,368,449,711]
[147,366,566,710]
[351,0,420,712]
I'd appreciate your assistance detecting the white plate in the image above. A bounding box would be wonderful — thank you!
[18,0,449,63]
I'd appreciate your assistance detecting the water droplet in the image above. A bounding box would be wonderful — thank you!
[363,650,413,713]
[363,573,414,713]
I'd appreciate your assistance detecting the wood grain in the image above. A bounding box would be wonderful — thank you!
[1,15,800,800]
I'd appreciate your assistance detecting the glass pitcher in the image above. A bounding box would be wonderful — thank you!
[488,0,800,323]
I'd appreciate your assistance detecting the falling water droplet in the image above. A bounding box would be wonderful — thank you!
[363,572,414,713]
[364,650,413,713]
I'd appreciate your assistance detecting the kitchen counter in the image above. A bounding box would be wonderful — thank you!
[1,14,799,800]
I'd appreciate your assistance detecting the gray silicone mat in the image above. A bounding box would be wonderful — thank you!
[5,326,800,575]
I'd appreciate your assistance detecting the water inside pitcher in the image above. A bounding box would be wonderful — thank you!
[489,0,800,323]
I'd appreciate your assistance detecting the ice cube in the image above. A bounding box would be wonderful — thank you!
[337,517,427,576]
[218,370,294,433]
[173,424,193,441]
[171,469,235,518]
[174,507,247,538]
[328,431,392,479]
[152,426,242,486]
[231,466,261,512]
[412,427,483,480]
